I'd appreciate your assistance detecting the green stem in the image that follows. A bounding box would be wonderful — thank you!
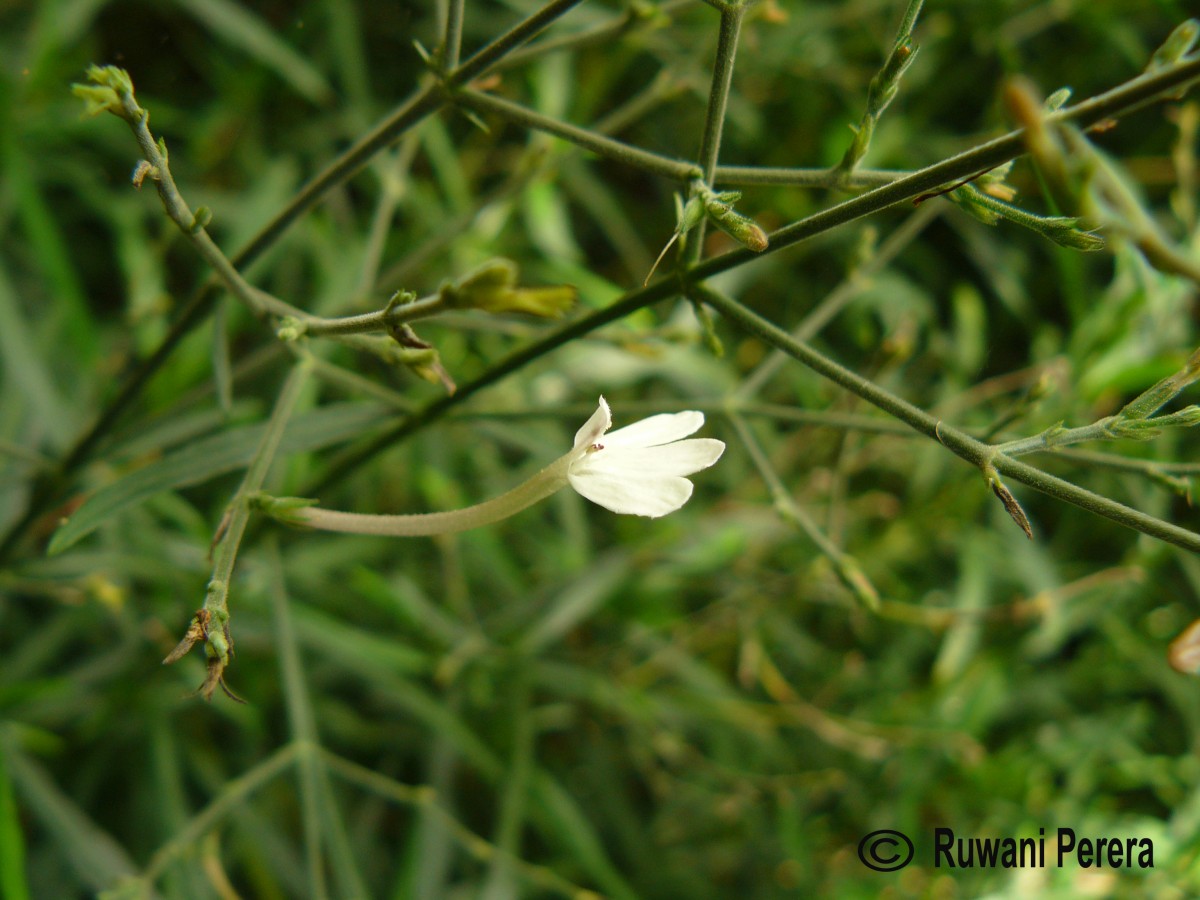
[697,283,1200,553]
[994,419,1117,457]
[137,745,300,887]
[296,453,574,536]
[450,0,587,85]
[692,283,950,443]
[736,203,941,399]
[690,55,1200,281]
[119,96,299,321]
[834,0,923,178]
[205,362,311,628]
[0,0,593,566]
[302,45,1200,494]
[440,0,466,72]
[452,88,701,181]
[299,294,447,337]
[686,4,746,265]
[714,165,905,187]
[696,6,744,184]
[496,0,693,72]
[729,412,879,609]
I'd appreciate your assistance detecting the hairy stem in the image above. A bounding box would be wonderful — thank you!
[295,454,574,536]
[686,3,746,265]
[697,283,1200,553]
[452,88,701,181]
[206,362,311,624]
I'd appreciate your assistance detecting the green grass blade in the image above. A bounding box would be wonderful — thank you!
[2,742,136,892]
[173,0,334,104]
[0,742,31,900]
[48,401,393,554]
[0,259,73,451]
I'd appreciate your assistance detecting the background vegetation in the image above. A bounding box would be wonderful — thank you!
[3,0,1200,897]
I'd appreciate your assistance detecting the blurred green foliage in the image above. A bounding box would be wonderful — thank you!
[3,0,1200,897]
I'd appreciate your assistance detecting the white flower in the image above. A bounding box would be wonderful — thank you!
[566,396,725,517]
[271,395,725,537]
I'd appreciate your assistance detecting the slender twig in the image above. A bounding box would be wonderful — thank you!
[714,165,905,187]
[301,56,1200,498]
[690,55,1200,280]
[117,92,298,321]
[833,0,924,179]
[695,283,1200,553]
[299,294,448,337]
[321,751,600,899]
[685,4,747,265]
[696,6,745,184]
[136,745,300,887]
[452,88,701,181]
[194,361,311,696]
[439,0,466,72]
[729,412,880,608]
[736,203,941,399]
[495,0,693,72]
[451,0,588,85]
[995,419,1123,457]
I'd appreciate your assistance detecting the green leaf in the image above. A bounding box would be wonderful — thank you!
[2,742,136,891]
[0,746,30,900]
[174,0,333,104]
[0,259,73,451]
[48,402,394,554]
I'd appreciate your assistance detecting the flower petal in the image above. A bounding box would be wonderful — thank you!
[570,439,725,480]
[568,470,695,517]
[573,396,612,449]
[603,410,704,449]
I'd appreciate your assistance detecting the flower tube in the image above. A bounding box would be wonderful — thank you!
[259,397,725,536]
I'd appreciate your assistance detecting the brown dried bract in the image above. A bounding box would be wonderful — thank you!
[991,480,1034,540]
[163,608,211,664]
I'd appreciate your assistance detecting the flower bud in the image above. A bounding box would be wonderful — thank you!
[441,259,576,318]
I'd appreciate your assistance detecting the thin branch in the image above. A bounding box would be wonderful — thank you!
[696,6,745,184]
[696,283,1200,554]
[298,294,448,337]
[185,361,312,699]
[690,55,1200,281]
[685,4,747,265]
[452,88,702,181]
[450,0,588,85]
[495,0,693,72]
[729,412,880,609]
[714,165,906,187]
[136,745,300,887]
[833,0,924,178]
[736,202,941,399]
[439,0,466,72]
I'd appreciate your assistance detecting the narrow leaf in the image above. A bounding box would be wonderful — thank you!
[49,402,393,554]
